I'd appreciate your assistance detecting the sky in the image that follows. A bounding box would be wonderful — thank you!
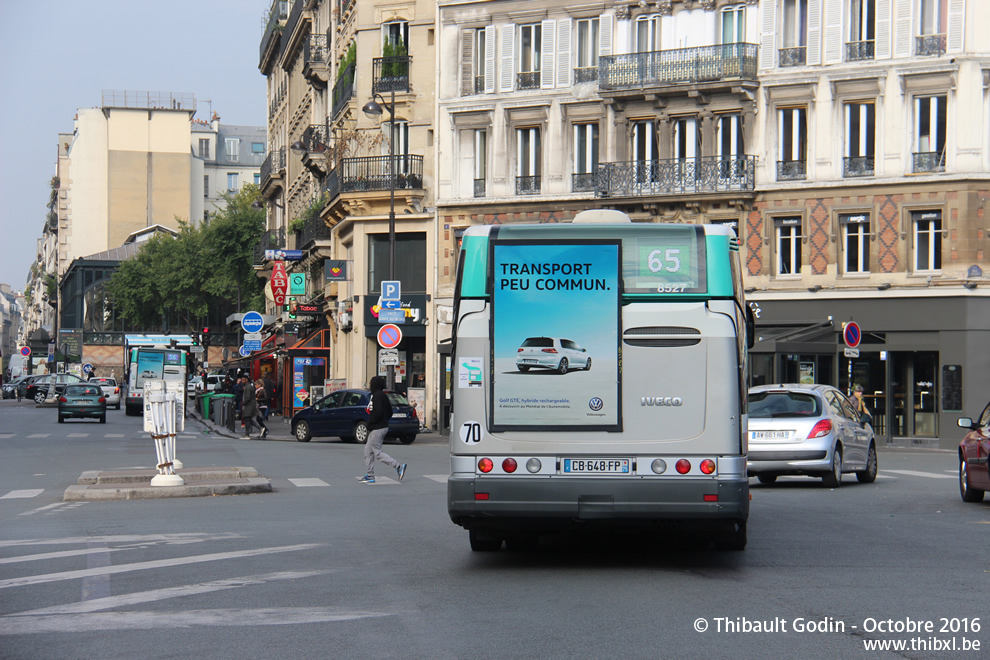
[0,0,269,292]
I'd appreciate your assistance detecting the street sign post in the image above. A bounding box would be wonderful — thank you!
[20,346,31,357]
[843,322,862,348]
[379,348,399,366]
[382,280,401,301]
[378,309,405,324]
[377,324,402,349]
[241,311,264,334]
[239,346,252,357]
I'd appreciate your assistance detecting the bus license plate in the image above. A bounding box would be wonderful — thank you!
[563,458,630,474]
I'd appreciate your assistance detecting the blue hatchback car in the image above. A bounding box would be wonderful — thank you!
[292,388,419,444]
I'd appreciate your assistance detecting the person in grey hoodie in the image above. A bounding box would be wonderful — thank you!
[359,376,407,484]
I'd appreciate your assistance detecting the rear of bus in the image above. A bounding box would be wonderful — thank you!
[447,214,751,551]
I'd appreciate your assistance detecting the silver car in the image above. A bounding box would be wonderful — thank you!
[515,337,591,374]
[747,384,877,487]
[89,377,122,410]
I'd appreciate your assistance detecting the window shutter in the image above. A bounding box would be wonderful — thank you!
[541,19,556,89]
[893,0,912,58]
[823,0,842,64]
[806,0,822,66]
[460,30,474,96]
[947,0,965,53]
[599,14,613,57]
[557,18,572,87]
[500,24,515,92]
[484,26,496,93]
[760,0,777,69]
[875,0,892,59]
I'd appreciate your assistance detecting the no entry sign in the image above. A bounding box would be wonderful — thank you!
[377,324,402,349]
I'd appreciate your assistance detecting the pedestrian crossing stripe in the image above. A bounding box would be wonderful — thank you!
[67,434,89,438]
[1,490,44,499]
[287,478,329,488]
[882,469,956,479]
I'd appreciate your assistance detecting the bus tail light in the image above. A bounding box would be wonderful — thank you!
[502,458,518,473]
[675,459,691,474]
[526,458,542,473]
[703,494,718,502]
[478,458,493,473]
[808,420,832,439]
[651,459,667,474]
[475,493,489,500]
[700,459,716,475]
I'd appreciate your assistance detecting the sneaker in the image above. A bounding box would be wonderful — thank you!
[261,429,269,438]
[358,475,376,484]
[240,435,251,440]
[397,464,407,481]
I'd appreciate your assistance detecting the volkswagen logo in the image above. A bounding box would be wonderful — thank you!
[589,397,604,411]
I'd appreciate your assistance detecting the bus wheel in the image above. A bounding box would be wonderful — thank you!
[469,529,503,552]
[557,358,569,374]
[716,521,747,551]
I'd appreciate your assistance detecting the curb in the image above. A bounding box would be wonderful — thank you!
[64,477,273,501]
[77,467,261,485]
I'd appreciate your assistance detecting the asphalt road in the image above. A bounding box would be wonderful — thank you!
[1,397,987,659]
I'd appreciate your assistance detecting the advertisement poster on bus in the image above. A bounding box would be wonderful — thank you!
[490,240,621,431]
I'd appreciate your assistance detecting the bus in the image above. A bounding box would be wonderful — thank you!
[447,209,754,551]
[124,347,188,416]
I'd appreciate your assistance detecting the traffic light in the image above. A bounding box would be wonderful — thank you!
[202,327,210,347]
[287,297,297,320]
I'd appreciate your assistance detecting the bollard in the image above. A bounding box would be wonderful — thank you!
[146,387,184,487]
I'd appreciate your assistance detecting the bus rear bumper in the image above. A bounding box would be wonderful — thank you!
[448,475,749,531]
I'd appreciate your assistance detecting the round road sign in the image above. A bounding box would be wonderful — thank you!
[843,321,862,349]
[83,363,94,374]
[239,345,252,357]
[20,346,31,357]
[241,311,265,334]
[377,324,403,349]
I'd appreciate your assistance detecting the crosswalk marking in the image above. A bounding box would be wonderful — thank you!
[423,474,447,483]
[26,434,50,439]
[1,490,44,499]
[105,434,125,438]
[882,469,956,480]
[18,503,65,517]
[288,478,329,487]
[67,433,89,438]
[0,434,13,439]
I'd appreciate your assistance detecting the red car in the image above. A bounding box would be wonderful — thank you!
[957,402,990,503]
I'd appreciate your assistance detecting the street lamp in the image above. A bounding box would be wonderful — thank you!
[362,91,397,389]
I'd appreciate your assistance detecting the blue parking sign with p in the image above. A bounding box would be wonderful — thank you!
[382,280,401,301]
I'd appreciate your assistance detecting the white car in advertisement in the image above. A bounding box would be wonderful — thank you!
[515,337,591,375]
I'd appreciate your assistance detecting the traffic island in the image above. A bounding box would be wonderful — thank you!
[63,466,272,501]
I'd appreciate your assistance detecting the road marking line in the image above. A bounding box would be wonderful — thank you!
[13,571,332,615]
[0,434,13,439]
[0,607,393,635]
[423,475,447,483]
[882,469,956,479]
[82,542,111,602]
[67,434,90,438]
[0,532,244,548]
[0,547,125,565]
[105,434,125,438]
[288,478,329,487]
[26,434,50,438]
[0,543,322,589]
[18,503,65,517]
[1,490,44,499]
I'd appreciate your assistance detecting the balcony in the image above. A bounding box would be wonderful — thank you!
[372,56,411,95]
[515,175,541,195]
[776,160,807,181]
[303,34,330,88]
[296,124,331,176]
[282,0,303,51]
[259,0,288,73]
[913,151,945,173]
[599,43,758,98]
[260,147,286,197]
[326,155,424,200]
[473,178,486,198]
[331,63,355,121]
[596,156,756,198]
[253,227,287,265]
[572,173,596,192]
[779,46,806,67]
[916,34,946,56]
[474,75,486,94]
[294,213,331,250]
[574,67,598,83]
[846,40,875,61]
[516,72,540,90]
[843,156,874,178]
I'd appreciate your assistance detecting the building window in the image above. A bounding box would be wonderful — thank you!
[254,173,261,185]
[633,120,659,185]
[572,123,598,192]
[474,129,487,197]
[847,0,875,60]
[775,218,803,276]
[841,214,870,274]
[717,113,746,181]
[369,232,426,292]
[516,127,541,195]
[636,15,661,52]
[914,95,946,172]
[199,139,210,159]
[913,210,942,272]
[721,5,745,44]
[225,138,239,161]
[474,28,487,93]
[204,175,209,198]
[252,142,265,154]
[383,21,409,47]
[384,120,411,177]
[844,101,875,177]
[777,107,807,180]
[517,24,542,89]
[917,0,946,55]
[227,173,239,191]
[780,0,808,66]
[575,18,599,83]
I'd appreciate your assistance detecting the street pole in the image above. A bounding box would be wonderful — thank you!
[387,87,396,390]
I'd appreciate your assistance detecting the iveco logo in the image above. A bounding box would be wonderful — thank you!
[641,397,684,407]
[589,397,604,411]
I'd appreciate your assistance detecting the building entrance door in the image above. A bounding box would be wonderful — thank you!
[890,351,938,439]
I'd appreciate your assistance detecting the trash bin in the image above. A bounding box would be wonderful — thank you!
[199,392,215,420]
[213,394,236,431]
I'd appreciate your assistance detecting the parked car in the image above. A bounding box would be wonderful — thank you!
[89,377,121,410]
[58,383,107,423]
[956,402,990,503]
[26,373,86,404]
[205,373,226,392]
[2,375,31,399]
[6,374,44,400]
[747,384,877,487]
[187,376,203,394]
[292,388,419,444]
[515,336,591,374]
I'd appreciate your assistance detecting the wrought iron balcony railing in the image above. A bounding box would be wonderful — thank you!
[372,56,411,94]
[261,147,286,188]
[516,72,540,89]
[777,159,807,181]
[846,40,875,61]
[779,46,807,67]
[254,227,287,264]
[331,63,355,120]
[599,43,757,90]
[916,34,946,56]
[259,0,288,63]
[913,151,945,173]
[474,75,485,94]
[843,156,875,178]
[516,175,541,195]
[473,178,486,198]
[283,0,303,43]
[596,156,756,198]
[306,34,329,65]
[299,125,331,153]
[572,172,596,192]
[574,67,598,83]
[326,155,424,197]
[294,213,331,249]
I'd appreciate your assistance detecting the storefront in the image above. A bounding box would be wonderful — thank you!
[749,293,989,450]
[362,293,429,399]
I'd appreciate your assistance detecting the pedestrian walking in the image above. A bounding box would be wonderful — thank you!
[262,374,275,420]
[253,379,270,438]
[359,376,406,484]
[240,376,261,439]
